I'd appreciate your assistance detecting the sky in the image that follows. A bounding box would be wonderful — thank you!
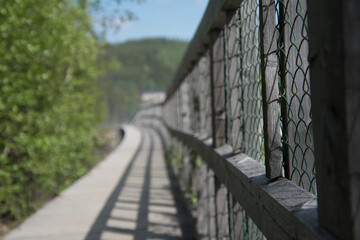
[92,0,209,44]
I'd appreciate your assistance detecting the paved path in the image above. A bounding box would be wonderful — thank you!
[4,125,196,240]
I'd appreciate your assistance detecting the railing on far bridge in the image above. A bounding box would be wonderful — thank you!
[133,0,360,239]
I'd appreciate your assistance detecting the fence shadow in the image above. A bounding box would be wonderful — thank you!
[84,127,197,240]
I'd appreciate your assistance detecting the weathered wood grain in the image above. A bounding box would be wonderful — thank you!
[259,0,283,179]
[211,30,226,147]
[226,10,243,154]
[196,164,208,238]
[207,167,217,239]
[215,180,230,239]
[308,0,360,238]
[168,126,334,240]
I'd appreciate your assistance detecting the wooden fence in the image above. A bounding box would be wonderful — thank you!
[133,0,360,239]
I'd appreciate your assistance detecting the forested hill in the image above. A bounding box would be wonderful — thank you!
[101,38,188,123]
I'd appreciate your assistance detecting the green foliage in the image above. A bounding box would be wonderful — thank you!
[0,0,102,220]
[100,38,188,123]
[166,145,183,170]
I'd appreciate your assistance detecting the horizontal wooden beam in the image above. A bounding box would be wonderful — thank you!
[168,126,335,240]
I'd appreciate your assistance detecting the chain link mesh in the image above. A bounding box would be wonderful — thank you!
[239,0,265,164]
[232,202,266,240]
[198,53,212,137]
[162,0,317,238]
[224,0,265,163]
[225,10,241,153]
[276,0,316,194]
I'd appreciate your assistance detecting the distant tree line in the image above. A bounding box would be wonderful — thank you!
[100,38,188,123]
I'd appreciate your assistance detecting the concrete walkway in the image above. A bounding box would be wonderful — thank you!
[4,125,196,240]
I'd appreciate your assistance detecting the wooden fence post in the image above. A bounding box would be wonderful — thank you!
[259,0,283,179]
[207,168,217,239]
[226,9,242,154]
[204,51,213,138]
[210,28,229,239]
[211,30,226,147]
[215,177,230,239]
[308,0,360,238]
[181,80,190,131]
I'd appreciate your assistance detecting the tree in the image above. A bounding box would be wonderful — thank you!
[0,0,102,219]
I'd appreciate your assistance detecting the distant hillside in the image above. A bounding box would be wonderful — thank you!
[100,38,188,123]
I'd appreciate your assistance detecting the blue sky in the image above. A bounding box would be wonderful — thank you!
[93,0,209,43]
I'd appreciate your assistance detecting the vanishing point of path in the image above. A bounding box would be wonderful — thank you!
[4,125,197,240]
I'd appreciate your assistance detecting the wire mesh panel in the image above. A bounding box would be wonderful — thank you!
[225,10,243,153]
[198,52,212,138]
[191,66,202,133]
[180,80,191,131]
[177,84,183,130]
[174,96,178,129]
[194,161,208,238]
[239,0,265,164]
[166,98,174,129]
[186,70,196,133]
[158,0,322,238]
[232,200,266,240]
[232,200,245,239]
[212,30,227,146]
[215,179,230,239]
[248,217,266,240]
[277,0,316,193]
[187,74,194,132]
[186,74,194,132]
[175,90,181,129]
[172,96,176,128]
[206,168,217,239]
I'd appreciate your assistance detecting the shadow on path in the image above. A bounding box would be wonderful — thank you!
[84,127,197,240]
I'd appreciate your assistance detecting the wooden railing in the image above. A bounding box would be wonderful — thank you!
[133,0,360,239]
